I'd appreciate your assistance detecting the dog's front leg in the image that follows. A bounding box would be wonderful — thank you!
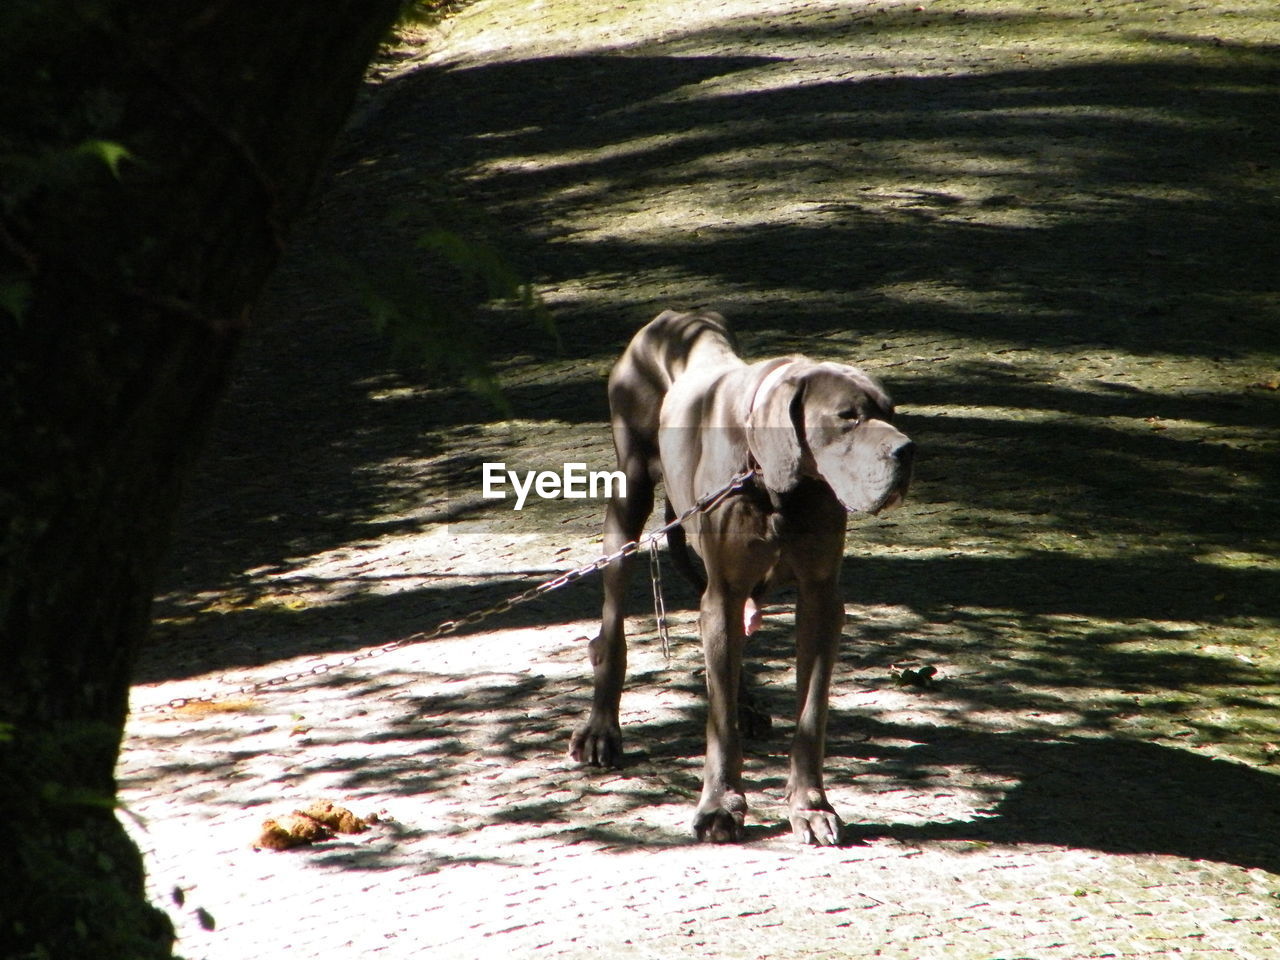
[569,456,654,768]
[692,583,749,843]
[787,578,845,846]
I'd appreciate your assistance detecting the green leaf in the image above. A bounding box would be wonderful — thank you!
[338,225,552,415]
[416,228,559,350]
[0,278,31,323]
[40,781,119,811]
[75,138,133,179]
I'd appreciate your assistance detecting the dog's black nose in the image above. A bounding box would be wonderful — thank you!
[886,437,914,508]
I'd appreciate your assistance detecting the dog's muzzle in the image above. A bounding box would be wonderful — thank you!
[865,434,914,515]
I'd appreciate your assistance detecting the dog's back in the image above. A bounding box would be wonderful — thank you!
[607,310,740,445]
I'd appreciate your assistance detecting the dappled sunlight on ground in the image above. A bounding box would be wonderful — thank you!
[126,0,1278,956]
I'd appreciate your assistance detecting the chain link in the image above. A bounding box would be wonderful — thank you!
[138,468,756,715]
[649,538,670,660]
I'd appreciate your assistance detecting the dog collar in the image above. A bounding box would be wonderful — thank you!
[749,358,799,417]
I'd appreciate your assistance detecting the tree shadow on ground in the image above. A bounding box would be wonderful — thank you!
[384,45,1280,351]
[158,18,1279,603]
[139,521,1277,685]
[126,650,1280,875]
[138,6,1280,884]
[836,720,1280,876]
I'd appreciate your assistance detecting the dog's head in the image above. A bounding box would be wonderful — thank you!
[747,360,913,514]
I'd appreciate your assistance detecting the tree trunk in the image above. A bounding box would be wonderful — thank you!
[1,3,403,956]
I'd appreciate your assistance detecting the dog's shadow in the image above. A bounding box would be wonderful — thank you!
[832,721,1280,874]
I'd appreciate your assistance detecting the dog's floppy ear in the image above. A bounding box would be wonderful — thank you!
[746,365,807,493]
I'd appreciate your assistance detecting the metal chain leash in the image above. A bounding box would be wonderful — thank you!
[648,538,671,660]
[139,468,757,715]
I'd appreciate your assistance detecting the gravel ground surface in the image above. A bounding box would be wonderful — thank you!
[121,1,1280,957]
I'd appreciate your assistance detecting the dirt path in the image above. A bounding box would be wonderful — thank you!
[122,1,1280,957]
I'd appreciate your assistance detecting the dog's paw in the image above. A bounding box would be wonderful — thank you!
[568,717,623,768]
[692,793,747,843]
[789,807,843,846]
[692,807,745,843]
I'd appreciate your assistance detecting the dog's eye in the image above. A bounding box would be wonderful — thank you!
[837,409,864,423]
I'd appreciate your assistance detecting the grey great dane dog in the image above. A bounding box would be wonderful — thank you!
[569,309,914,845]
